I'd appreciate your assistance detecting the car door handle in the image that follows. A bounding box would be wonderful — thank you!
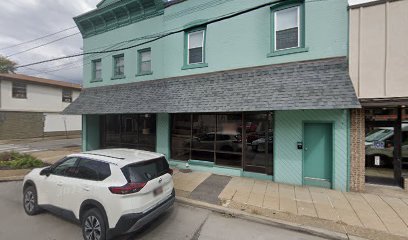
[82,186,90,191]
[57,182,63,187]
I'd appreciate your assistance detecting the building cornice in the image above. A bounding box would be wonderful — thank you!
[74,0,165,38]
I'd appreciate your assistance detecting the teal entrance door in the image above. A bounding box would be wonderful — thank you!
[303,123,333,188]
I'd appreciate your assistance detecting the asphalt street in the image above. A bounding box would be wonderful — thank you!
[0,181,326,240]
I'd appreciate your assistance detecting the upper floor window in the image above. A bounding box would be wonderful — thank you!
[182,27,209,70]
[188,30,205,64]
[137,48,152,76]
[275,6,299,50]
[62,89,73,103]
[269,2,306,57]
[12,82,27,99]
[113,54,125,78]
[92,59,102,82]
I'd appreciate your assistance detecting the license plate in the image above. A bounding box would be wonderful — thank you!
[153,186,163,196]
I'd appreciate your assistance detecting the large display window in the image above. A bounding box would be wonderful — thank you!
[171,112,274,174]
[100,114,156,151]
[365,107,407,186]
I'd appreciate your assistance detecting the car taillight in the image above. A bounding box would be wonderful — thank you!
[109,182,146,195]
[168,168,173,175]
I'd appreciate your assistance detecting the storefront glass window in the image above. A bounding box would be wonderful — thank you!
[191,114,216,162]
[105,115,121,146]
[243,113,274,174]
[216,114,242,167]
[170,112,274,173]
[101,114,156,151]
[171,114,191,161]
[365,107,404,186]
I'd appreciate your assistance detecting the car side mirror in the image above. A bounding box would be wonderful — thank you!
[40,167,52,177]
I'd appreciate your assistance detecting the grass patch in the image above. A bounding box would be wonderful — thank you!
[0,151,46,170]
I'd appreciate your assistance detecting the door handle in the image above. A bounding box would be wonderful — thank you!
[57,182,63,187]
[82,185,90,191]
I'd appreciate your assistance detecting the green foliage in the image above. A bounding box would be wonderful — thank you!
[0,55,17,73]
[0,151,45,169]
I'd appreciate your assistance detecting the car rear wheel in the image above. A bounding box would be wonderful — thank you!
[23,186,41,215]
[82,208,106,240]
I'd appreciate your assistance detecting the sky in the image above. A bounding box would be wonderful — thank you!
[0,0,375,84]
[0,0,100,84]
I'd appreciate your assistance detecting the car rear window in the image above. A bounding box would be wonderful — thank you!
[121,157,170,183]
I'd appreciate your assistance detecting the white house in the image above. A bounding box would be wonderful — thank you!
[0,73,82,140]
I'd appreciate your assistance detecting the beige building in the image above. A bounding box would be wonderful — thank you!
[0,74,82,140]
[349,0,408,190]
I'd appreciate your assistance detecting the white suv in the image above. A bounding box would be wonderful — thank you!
[22,149,175,240]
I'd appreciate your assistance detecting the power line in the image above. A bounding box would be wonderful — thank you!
[15,0,290,70]
[6,32,81,57]
[0,26,77,51]
[32,41,131,74]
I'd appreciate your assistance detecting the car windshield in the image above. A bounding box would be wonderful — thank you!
[121,157,169,183]
[365,129,393,142]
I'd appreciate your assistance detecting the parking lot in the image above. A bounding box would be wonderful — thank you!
[0,181,326,240]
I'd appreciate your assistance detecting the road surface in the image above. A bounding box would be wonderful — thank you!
[0,181,327,240]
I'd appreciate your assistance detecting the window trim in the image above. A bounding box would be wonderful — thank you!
[274,5,300,51]
[268,0,308,57]
[182,27,208,70]
[112,53,125,80]
[91,59,102,82]
[12,81,27,99]
[136,48,153,76]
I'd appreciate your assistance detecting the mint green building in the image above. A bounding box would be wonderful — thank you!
[65,0,360,191]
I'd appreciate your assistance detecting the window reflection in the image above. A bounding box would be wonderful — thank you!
[244,113,273,174]
[170,112,274,173]
[101,114,156,151]
[216,114,242,167]
[171,114,191,161]
[191,114,216,162]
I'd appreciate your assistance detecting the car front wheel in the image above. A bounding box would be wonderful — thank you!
[82,208,106,240]
[23,186,41,215]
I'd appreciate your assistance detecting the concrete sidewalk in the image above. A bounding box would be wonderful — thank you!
[172,168,408,240]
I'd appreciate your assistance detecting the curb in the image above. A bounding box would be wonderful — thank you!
[176,196,365,240]
[0,176,24,182]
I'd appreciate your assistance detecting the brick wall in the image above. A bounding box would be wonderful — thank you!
[350,109,366,192]
[0,111,44,140]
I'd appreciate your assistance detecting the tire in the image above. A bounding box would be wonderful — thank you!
[81,208,106,240]
[23,186,41,215]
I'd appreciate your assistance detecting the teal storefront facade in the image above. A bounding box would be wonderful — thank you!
[67,0,360,191]
[81,108,351,191]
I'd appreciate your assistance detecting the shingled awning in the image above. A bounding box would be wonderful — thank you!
[63,57,360,115]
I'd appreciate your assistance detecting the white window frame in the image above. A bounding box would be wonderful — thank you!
[187,30,205,65]
[274,6,300,51]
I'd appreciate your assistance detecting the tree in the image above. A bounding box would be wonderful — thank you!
[0,55,17,73]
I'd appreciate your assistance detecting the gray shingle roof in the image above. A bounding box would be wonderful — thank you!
[63,57,360,115]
